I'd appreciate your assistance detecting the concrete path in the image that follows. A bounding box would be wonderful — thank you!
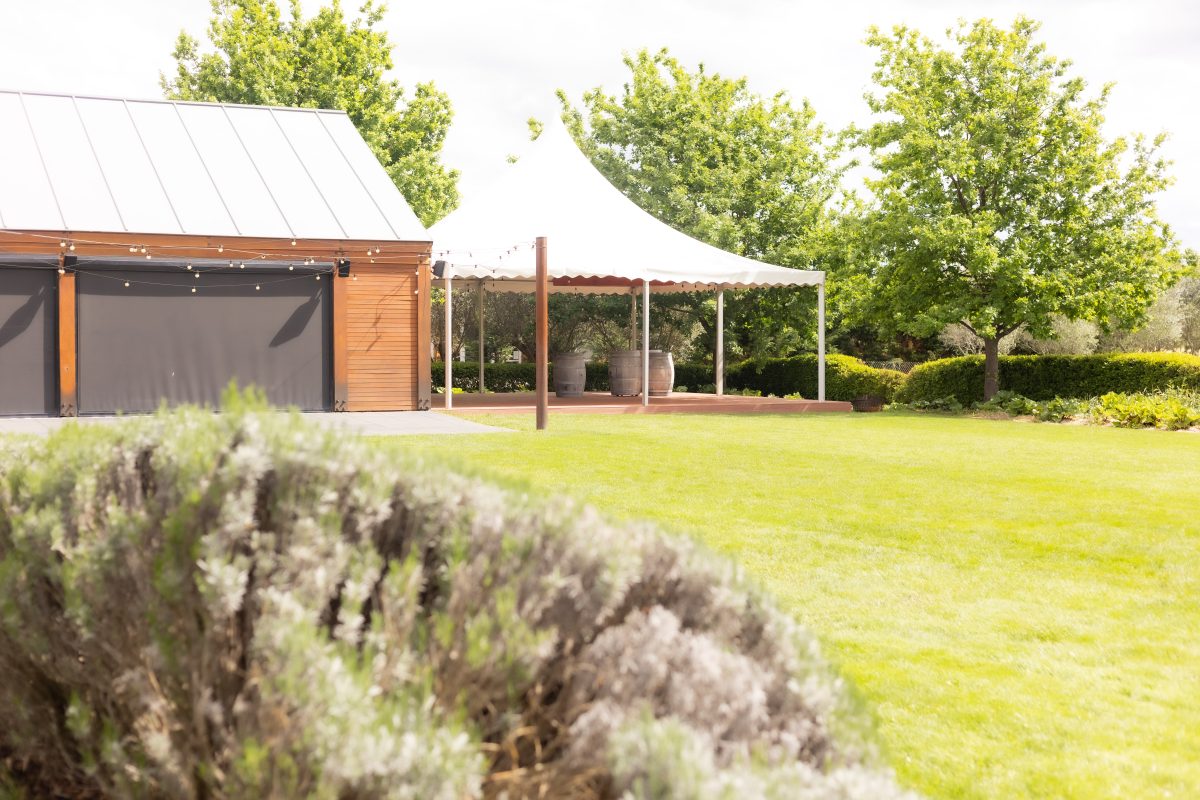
[0,411,507,436]
[304,411,507,436]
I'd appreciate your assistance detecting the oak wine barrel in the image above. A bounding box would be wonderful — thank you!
[608,350,675,397]
[608,350,641,396]
[553,352,587,397]
[648,351,674,397]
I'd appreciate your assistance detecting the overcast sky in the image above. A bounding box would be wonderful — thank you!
[2,0,1197,247]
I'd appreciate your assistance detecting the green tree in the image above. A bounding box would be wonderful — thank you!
[558,48,846,364]
[858,16,1184,398]
[163,0,458,226]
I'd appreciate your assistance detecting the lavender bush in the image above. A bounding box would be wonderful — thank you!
[0,395,915,799]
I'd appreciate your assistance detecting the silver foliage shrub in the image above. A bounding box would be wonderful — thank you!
[0,398,914,799]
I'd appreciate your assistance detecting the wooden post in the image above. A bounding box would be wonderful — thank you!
[715,289,724,396]
[477,279,485,393]
[629,289,636,349]
[57,256,77,417]
[416,260,432,410]
[444,272,453,410]
[332,261,348,411]
[535,236,549,430]
[641,279,650,407]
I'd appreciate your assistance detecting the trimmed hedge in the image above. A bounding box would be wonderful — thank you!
[433,361,713,393]
[433,361,538,392]
[898,353,1200,405]
[726,354,907,402]
[673,362,715,391]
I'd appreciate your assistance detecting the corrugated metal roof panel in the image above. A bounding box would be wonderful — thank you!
[0,90,428,241]
[320,113,425,235]
[21,93,124,231]
[74,97,182,234]
[272,108,395,239]
[123,100,239,237]
[223,105,344,238]
[173,101,292,238]
[0,93,61,229]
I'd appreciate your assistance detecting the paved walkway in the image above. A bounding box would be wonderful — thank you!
[0,411,507,436]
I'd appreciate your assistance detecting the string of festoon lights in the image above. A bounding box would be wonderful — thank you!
[0,259,339,295]
[0,231,371,294]
[2,228,536,261]
[0,228,418,262]
[431,241,537,260]
[0,229,539,294]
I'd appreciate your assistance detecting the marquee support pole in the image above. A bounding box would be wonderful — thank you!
[535,237,549,430]
[817,280,826,403]
[444,273,453,409]
[715,289,725,397]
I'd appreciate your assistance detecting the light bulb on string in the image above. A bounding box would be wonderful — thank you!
[124,281,130,288]
[59,239,66,249]
[194,272,199,279]
[186,264,193,271]
[290,238,297,246]
[69,243,75,252]
[217,244,224,253]
[129,245,137,253]
[315,274,321,281]
[139,246,146,254]
[191,287,197,293]
[288,265,294,271]
[58,267,65,276]
[229,261,235,268]
[145,253,152,260]
[374,247,381,254]
[255,284,261,291]
[239,262,245,269]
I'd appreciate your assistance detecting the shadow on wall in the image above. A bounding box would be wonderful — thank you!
[0,285,46,349]
[270,290,323,348]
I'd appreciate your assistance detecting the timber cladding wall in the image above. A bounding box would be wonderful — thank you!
[344,258,424,411]
[2,232,432,415]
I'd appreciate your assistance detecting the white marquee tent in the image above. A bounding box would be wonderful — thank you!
[428,120,827,412]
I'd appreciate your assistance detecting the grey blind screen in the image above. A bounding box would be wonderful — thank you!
[77,270,329,413]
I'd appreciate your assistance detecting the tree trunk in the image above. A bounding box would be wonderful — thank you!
[983,337,1000,400]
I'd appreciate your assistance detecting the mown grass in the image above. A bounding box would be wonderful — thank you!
[385,410,1200,800]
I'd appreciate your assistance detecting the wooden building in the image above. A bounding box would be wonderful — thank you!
[0,90,431,416]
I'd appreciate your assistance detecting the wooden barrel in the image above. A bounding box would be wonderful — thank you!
[608,350,642,396]
[553,352,587,397]
[851,394,884,412]
[649,351,674,397]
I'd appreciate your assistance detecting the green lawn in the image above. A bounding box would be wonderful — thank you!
[385,411,1199,800]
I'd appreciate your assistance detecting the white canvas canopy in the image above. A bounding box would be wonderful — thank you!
[429,121,823,292]
[427,119,826,413]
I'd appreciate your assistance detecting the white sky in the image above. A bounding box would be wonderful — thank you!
[2,0,1197,248]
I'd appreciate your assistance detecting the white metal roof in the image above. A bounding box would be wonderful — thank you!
[428,119,823,292]
[0,90,427,241]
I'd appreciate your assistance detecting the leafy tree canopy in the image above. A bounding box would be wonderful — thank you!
[856,16,1184,397]
[163,0,458,226]
[558,48,847,362]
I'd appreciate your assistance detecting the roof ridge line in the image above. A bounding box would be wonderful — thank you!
[0,88,351,115]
